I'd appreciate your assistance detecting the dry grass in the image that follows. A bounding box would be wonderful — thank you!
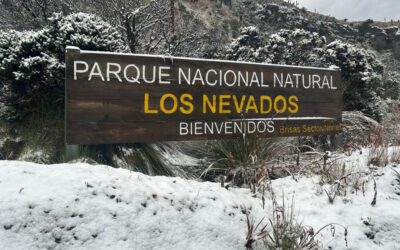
[315,155,376,204]
[392,168,400,187]
[382,103,400,146]
[391,168,400,195]
[342,111,381,155]
[389,147,400,164]
[363,126,390,167]
[195,133,289,188]
[245,193,348,250]
[368,145,389,167]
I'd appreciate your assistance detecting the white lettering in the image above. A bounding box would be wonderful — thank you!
[88,62,104,81]
[74,61,89,80]
[106,63,122,82]
[124,64,140,83]
[180,122,189,135]
[159,66,171,84]
[206,69,218,86]
[274,73,284,87]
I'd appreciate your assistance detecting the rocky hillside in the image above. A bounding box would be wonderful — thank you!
[180,0,400,71]
[177,0,400,123]
[182,0,399,52]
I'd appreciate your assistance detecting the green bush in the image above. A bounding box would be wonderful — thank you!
[0,13,125,122]
[225,27,385,120]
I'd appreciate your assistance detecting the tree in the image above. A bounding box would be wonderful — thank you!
[0,0,72,29]
[88,0,205,56]
[88,0,169,53]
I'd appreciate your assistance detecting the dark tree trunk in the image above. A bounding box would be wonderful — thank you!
[125,14,136,53]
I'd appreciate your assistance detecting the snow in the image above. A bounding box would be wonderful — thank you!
[0,150,399,249]
[0,161,262,250]
[271,165,400,249]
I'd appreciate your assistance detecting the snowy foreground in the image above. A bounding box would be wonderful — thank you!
[0,157,399,250]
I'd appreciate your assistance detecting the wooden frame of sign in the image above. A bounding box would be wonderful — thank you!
[65,46,342,145]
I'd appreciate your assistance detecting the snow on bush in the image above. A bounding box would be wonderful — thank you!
[321,41,384,119]
[382,72,400,100]
[225,26,263,62]
[0,13,125,122]
[225,28,385,120]
[260,29,326,66]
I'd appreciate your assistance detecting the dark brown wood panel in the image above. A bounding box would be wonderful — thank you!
[65,47,343,144]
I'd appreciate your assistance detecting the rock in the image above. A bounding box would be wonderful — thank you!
[393,32,400,58]
[372,31,390,50]
[384,26,399,39]
[255,3,356,40]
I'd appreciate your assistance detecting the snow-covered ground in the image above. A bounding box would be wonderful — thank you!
[0,161,263,250]
[0,151,399,250]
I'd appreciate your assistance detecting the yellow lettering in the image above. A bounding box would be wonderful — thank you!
[180,93,194,115]
[232,95,246,113]
[246,95,259,113]
[274,95,287,113]
[160,93,178,114]
[288,95,299,114]
[219,95,231,114]
[203,95,216,113]
[260,95,272,114]
[144,93,158,114]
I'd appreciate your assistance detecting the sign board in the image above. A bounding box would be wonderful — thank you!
[65,47,342,144]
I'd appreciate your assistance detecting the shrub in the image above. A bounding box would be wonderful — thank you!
[0,13,125,122]
[320,41,384,119]
[225,28,385,120]
[342,111,381,153]
[382,72,400,100]
[259,29,327,66]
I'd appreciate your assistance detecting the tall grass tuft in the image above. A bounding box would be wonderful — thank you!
[78,143,177,176]
[192,133,288,187]
[368,144,389,167]
[389,147,400,164]
[265,195,321,250]
[318,157,372,203]
[245,193,348,249]
[392,168,400,185]
[113,144,177,176]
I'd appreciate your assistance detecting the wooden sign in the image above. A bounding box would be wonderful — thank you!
[65,46,342,144]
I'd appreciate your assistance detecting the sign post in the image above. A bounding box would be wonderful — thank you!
[65,46,342,144]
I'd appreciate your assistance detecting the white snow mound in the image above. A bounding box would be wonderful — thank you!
[0,158,399,250]
[0,161,262,250]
